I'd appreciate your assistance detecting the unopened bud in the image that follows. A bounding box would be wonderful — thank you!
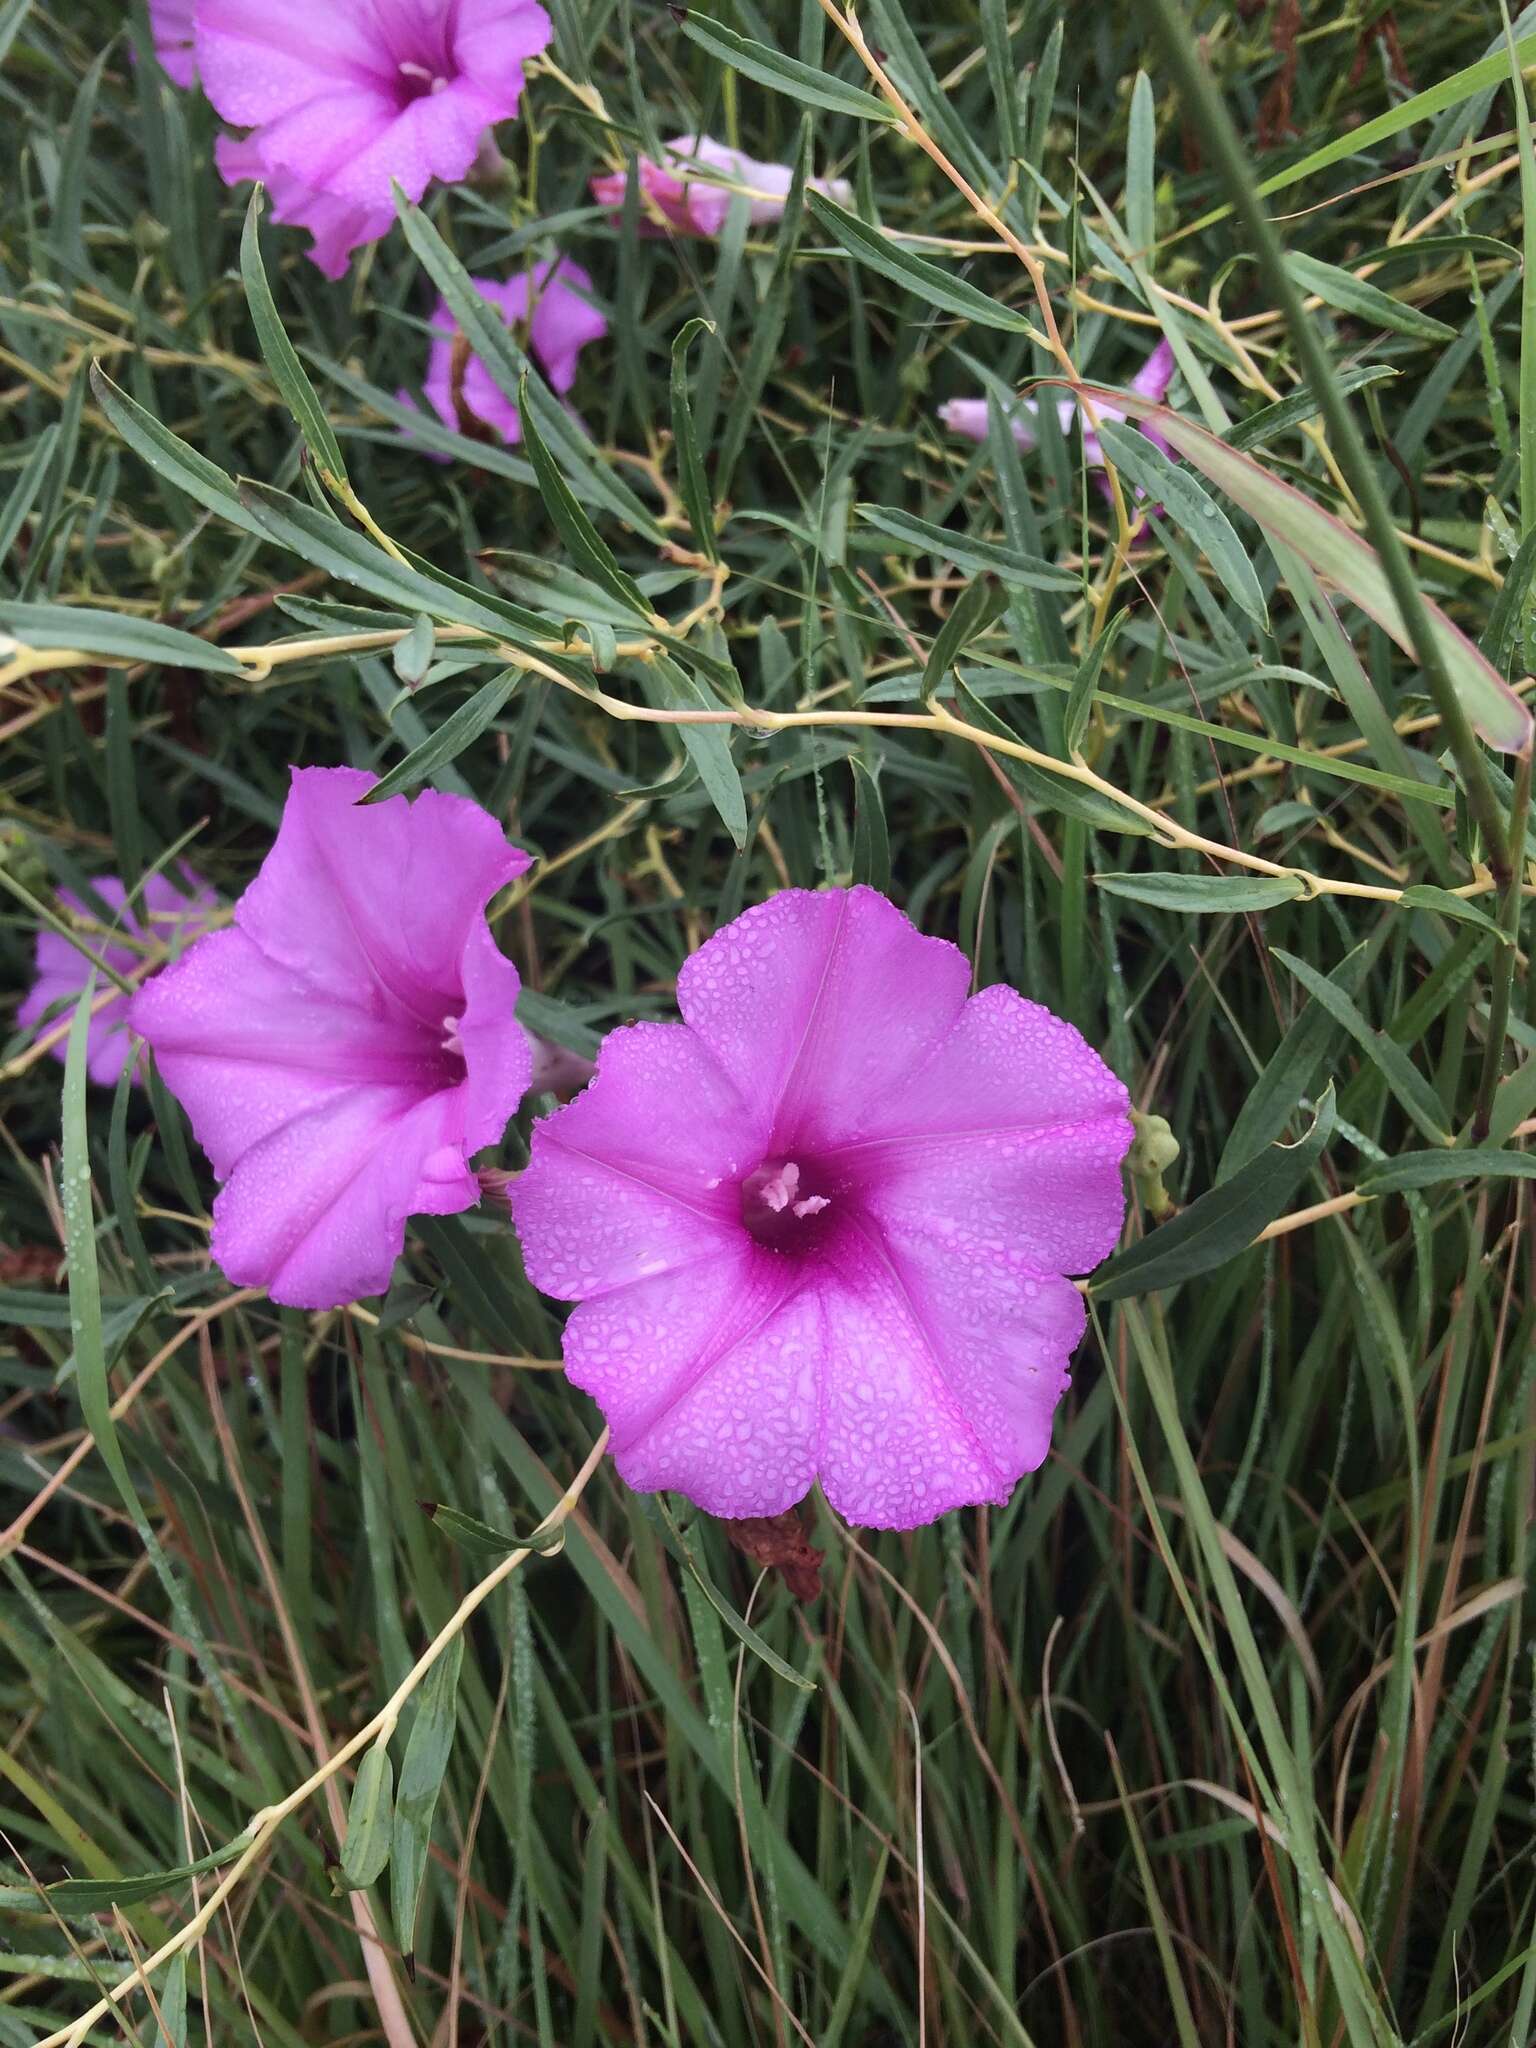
[1127,1110,1180,1221]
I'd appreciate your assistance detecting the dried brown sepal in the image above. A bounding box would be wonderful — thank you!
[723,1508,824,1602]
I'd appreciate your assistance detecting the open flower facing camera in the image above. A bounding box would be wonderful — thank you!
[513,887,1131,1528]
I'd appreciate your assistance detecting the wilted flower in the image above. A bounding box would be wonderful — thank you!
[513,887,1131,1529]
[147,0,196,86]
[591,135,852,238]
[196,0,553,277]
[131,768,532,1310]
[941,339,1177,468]
[18,869,217,1088]
[412,261,607,447]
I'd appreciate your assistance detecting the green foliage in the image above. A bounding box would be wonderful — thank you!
[2,4,1535,2046]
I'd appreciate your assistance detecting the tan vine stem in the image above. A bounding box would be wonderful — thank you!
[34,1427,610,2048]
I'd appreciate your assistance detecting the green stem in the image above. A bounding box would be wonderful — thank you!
[1473,743,1533,1138]
[1135,0,1512,874]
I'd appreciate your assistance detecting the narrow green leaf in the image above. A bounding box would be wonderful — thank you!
[808,190,1038,335]
[338,1743,394,1892]
[153,1954,188,2048]
[679,14,896,122]
[1093,1086,1336,1300]
[856,503,1079,590]
[1398,884,1512,941]
[0,423,59,573]
[922,574,1008,700]
[1284,251,1457,342]
[1126,72,1156,258]
[953,678,1154,836]
[390,1635,464,1967]
[0,601,242,675]
[820,1843,892,2048]
[1358,1147,1536,1193]
[1488,1057,1536,1147]
[364,669,521,803]
[91,363,265,537]
[1096,422,1269,627]
[1273,947,1453,1145]
[391,612,436,686]
[1223,365,1396,452]
[670,319,719,564]
[849,758,891,892]
[1218,944,1371,1179]
[425,1500,566,1557]
[1092,388,1533,751]
[239,187,348,485]
[47,1841,243,1912]
[655,1501,814,1692]
[1096,870,1306,913]
[518,376,652,619]
[1480,519,1536,679]
[1065,609,1130,755]
[637,654,747,848]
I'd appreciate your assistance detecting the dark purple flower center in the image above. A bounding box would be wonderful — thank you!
[434,1009,469,1083]
[395,57,452,102]
[382,9,461,107]
[740,1157,836,1256]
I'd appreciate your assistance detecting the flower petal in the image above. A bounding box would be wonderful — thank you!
[851,1210,1086,1490]
[677,887,970,1150]
[512,1021,755,1298]
[451,0,554,94]
[235,767,529,1020]
[812,1225,1020,1528]
[562,1244,822,1516]
[131,927,448,1174]
[831,985,1132,1274]
[527,260,607,393]
[194,2,389,128]
[211,1083,480,1308]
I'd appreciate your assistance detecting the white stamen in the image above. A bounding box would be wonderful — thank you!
[440,1013,465,1057]
[399,59,449,92]
[792,1195,830,1218]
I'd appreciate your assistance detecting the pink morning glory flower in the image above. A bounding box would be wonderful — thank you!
[130,768,532,1310]
[941,339,1177,468]
[195,0,554,278]
[412,260,607,446]
[512,887,1131,1529]
[591,135,852,238]
[148,0,196,86]
[17,869,218,1088]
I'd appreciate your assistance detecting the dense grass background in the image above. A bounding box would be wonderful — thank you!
[3,1,1536,2042]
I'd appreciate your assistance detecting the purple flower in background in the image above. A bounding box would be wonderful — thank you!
[591,135,852,238]
[131,768,532,1310]
[196,0,553,277]
[148,0,196,86]
[941,340,1177,468]
[513,887,1131,1529]
[413,261,607,446]
[18,870,217,1088]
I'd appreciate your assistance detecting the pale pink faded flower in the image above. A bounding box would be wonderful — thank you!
[513,887,1131,1530]
[411,261,607,446]
[131,768,532,1310]
[591,135,852,238]
[196,0,553,277]
[940,340,1177,468]
[17,869,217,1088]
[148,0,196,86]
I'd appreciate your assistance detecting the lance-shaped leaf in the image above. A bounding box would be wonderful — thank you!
[1093,1087,1336,1300]
[1074,385,1533,752]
